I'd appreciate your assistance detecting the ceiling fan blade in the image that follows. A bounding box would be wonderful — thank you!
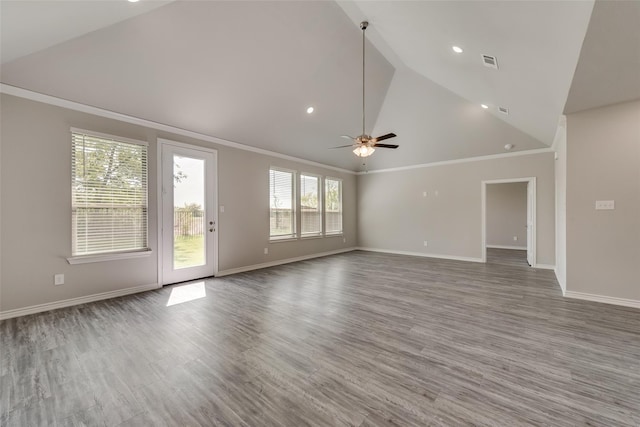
[372,132,397,143]
[329,144,356,149]
[341,135,356,140]
[373,143,399,149]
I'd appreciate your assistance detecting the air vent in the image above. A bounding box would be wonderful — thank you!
[482,54,499,69]
[498,106,509,115]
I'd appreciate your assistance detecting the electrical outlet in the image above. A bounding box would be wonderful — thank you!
[264,247,268,255]
[595,200,615,210]
[343,238,346,243]
[54,274,64,286]
[423,191,427,197]
[513,236,518,241]
[423,240,428,247]
[220,205,225,213]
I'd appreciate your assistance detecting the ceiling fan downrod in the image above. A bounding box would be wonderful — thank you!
[361,21,368,139]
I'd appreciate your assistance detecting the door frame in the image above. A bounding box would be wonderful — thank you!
[157,138,218,286]
[481,177,536,266]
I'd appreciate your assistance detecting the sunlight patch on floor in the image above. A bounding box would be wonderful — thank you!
[166,281,206,306]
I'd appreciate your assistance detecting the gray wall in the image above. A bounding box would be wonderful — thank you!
[486,182,527,248]
[566,100,640,301]
[357,152,556,265]
[0,94,356,312]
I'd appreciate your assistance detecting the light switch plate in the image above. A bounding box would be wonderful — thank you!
[595,200,615,210]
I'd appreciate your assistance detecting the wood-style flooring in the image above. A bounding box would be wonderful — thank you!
[1,250,639,426]
[486,247,529,268]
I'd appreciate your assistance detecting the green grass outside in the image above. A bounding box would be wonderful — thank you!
[174,235,205,269]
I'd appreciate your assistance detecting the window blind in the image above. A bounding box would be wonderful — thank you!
[300,174,321,236]
[325,178,343,234]
[71,131,148,256]
[269,168,295,238]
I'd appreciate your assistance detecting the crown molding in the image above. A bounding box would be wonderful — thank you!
[357,147,554,175]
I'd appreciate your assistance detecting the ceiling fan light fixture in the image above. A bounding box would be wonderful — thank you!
[354,145,375,157]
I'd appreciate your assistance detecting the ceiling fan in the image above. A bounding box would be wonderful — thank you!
[331,21,398,158]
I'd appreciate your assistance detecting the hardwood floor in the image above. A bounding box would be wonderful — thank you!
[1,250,639,426]
[486,247,529,267]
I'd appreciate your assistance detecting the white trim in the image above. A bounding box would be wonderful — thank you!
[481,177,536,266]
[324,176,344,235]
[269,236,298,243]
[564,291,640,309]
[157,138,164,287]
[269,166,298,241]
[534,263,555,270]
[216,247,356,276]
[550,115,567,152]
[158,140,219,285]
[300,172,323,237]
[356,247,483,263]
[1,84,354,175]
[485,245,527,250]
[358,148,554,175]
[70,127,148,146]
[67,249,152,265]
[0,283,160,320]
[555,269,566,295]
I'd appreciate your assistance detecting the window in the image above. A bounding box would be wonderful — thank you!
[269,168,296,239]
[300,174,322,236]
[325,177,343,234]
[71,129,148,256]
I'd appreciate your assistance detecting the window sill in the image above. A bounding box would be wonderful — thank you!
[67,249,152,265]
[324,232,344,237]
[301,234,323,240]
[269,236,298,243]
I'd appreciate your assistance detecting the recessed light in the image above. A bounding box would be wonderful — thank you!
[128,0,140,3]
[306,106,314,114]
[481,104,489,109]
[504,144,514,151]
[452,46,463,54]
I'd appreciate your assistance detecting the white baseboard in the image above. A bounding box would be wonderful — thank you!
[554,269,567,295]
[356,247,483,263]
[216,247,357,277]
[564,291,640,309]
[534,263,556,270]
[486,245,527,250]
[0,283,160,320]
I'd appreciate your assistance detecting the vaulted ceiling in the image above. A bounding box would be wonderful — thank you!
[1,1,637,171]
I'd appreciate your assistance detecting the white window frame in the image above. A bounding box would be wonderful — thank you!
[300,173,323,238]
[67,128,151,264]
[269,167,297,241]
[324,177,343,236]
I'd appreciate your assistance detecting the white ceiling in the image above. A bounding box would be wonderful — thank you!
[1,1,637,171]
[1,1,395,171]
[338,0,594,145]
[564,0,640,114]
[0,0,173,64]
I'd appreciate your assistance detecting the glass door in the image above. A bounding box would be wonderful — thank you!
[161,143,216,284]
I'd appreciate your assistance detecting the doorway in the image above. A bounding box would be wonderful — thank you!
[159,140,218,285]
[481,178,536,267]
